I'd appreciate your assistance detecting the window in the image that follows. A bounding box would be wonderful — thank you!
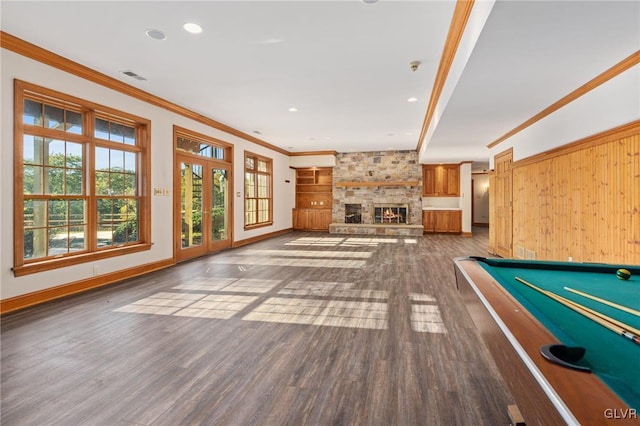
[176,134,227,160]
[244,151,272,228]
[14,80,150,276]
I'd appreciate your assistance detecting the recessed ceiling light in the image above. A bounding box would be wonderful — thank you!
[405,132,413,136]
[252,130,262,135]
[288,107,298,112]
[362,0,379,4]
[183,22,203,34]
[324,136,331,140]
[407,97,418,103]
[145,29,166,40]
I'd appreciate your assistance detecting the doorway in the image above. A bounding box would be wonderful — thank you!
[174,127,233,262]
[493,149,513,258]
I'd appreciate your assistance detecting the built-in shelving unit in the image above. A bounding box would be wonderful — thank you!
[293,167,333,231]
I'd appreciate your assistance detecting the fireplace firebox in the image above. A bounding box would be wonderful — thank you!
[345,204,362,223]
[373,204,408,224]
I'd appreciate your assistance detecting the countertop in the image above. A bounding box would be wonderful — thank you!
[422,207,462,210]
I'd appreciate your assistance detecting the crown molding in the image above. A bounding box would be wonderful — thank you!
[488,50,640,149]
[289,150,337,157]
[1,31,290,156]
[417,0,475,154]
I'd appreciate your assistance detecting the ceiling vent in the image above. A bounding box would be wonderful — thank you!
[121,70,147,81]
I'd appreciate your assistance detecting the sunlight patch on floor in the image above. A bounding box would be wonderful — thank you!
[238,249,372,259]
[279,280,388,300]
[285,237,345,247]
[409,293,437,302]
[209,256,366,269]
[175,294,259,319]
[172,277,238,291]
[285,236,401,248]
[242,297,388,330]
[114,288,446,334]
[409,301,447,333]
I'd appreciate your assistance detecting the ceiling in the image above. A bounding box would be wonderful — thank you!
[1,1,638,166]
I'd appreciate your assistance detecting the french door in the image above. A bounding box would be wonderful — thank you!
[175,154,231,262]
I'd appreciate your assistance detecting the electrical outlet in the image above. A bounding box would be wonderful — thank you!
[153,188,163,196]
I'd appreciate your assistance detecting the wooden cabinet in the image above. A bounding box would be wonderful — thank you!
[449,210,462,233]
[293,208,331,230]
[422,210,461,233]
[422,164,460,196]
[423,210,435,232]
[293,167,333,231]
[293,208,309,229]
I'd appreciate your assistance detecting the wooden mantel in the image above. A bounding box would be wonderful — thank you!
[335,181,420,188]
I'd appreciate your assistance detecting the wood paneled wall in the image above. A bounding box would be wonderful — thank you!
[512,127,640,264]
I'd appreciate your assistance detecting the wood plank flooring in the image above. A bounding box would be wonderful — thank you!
[1,228,514,425]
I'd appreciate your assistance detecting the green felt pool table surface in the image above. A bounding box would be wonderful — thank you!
[456,257,640,424]
[476,258,640,412]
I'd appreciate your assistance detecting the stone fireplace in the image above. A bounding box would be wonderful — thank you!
[329,151,424,236]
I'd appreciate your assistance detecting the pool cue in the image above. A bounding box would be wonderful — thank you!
[563,286,640,318]
[517,277,640,336]
[515,277,640,345]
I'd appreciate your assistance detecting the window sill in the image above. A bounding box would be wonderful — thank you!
[244,222,273,231]
[12,243,152,277]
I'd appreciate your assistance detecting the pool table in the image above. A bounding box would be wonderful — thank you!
[454,257,640,425]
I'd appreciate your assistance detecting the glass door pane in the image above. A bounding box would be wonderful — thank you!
[181,162,203,248]
[211,168,229,242]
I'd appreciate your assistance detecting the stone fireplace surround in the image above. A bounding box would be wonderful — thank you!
[330,151,423,236]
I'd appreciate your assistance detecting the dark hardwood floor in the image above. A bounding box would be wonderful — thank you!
[1,228,514,425]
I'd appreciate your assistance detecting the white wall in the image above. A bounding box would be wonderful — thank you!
[289,154,336,169]
[459,163,472,233]
[0,49,295,299]
[489,64,640,166]
[472,173,490,224]
[418,0,496,163]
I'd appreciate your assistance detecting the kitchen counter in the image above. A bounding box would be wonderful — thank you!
[422,207,461,210]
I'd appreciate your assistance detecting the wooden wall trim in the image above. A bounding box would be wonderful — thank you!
[1,258,175,315]
[488,50,640,149]
[233,228,292,248]
[0,31,289,156]
[513,120,640,169]
[289,151,337,157]
[417,0,475,154]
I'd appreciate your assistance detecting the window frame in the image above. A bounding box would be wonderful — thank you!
[243,151,273,229]
[13,80,151,277]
